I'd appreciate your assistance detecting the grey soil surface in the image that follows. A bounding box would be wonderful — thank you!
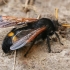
[0,0,70,70]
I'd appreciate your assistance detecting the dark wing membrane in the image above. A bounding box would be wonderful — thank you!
[0,16,37,28]
[2,16,37,22]
[0,21,18,28]
[10,27,46,50]
[0,16,18,27]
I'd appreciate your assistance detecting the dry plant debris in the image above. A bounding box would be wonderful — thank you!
[22,0,35,13]
[0,0,8,5]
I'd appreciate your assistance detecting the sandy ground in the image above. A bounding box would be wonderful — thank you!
[0,0,70,70]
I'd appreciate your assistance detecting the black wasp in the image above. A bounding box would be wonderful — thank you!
[0,16,63,57]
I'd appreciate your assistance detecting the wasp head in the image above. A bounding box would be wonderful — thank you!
[53,20,61,31]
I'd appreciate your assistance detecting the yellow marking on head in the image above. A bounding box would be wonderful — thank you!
[8,32,14,37]
[12,36,18,42]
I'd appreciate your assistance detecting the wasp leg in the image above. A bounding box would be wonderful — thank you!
[46,35,51,53]
[24,37,37,57]
[55,32,63,45]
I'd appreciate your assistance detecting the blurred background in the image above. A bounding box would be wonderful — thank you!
[0,0,70,22]
[0,0,70,70]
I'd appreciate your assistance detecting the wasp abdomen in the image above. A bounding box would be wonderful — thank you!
[2,28,17,53]
[2,36,13,53]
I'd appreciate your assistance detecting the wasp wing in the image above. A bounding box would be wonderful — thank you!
[0,16,19,28]
[10,27,46,50]
[0,16,37,28]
